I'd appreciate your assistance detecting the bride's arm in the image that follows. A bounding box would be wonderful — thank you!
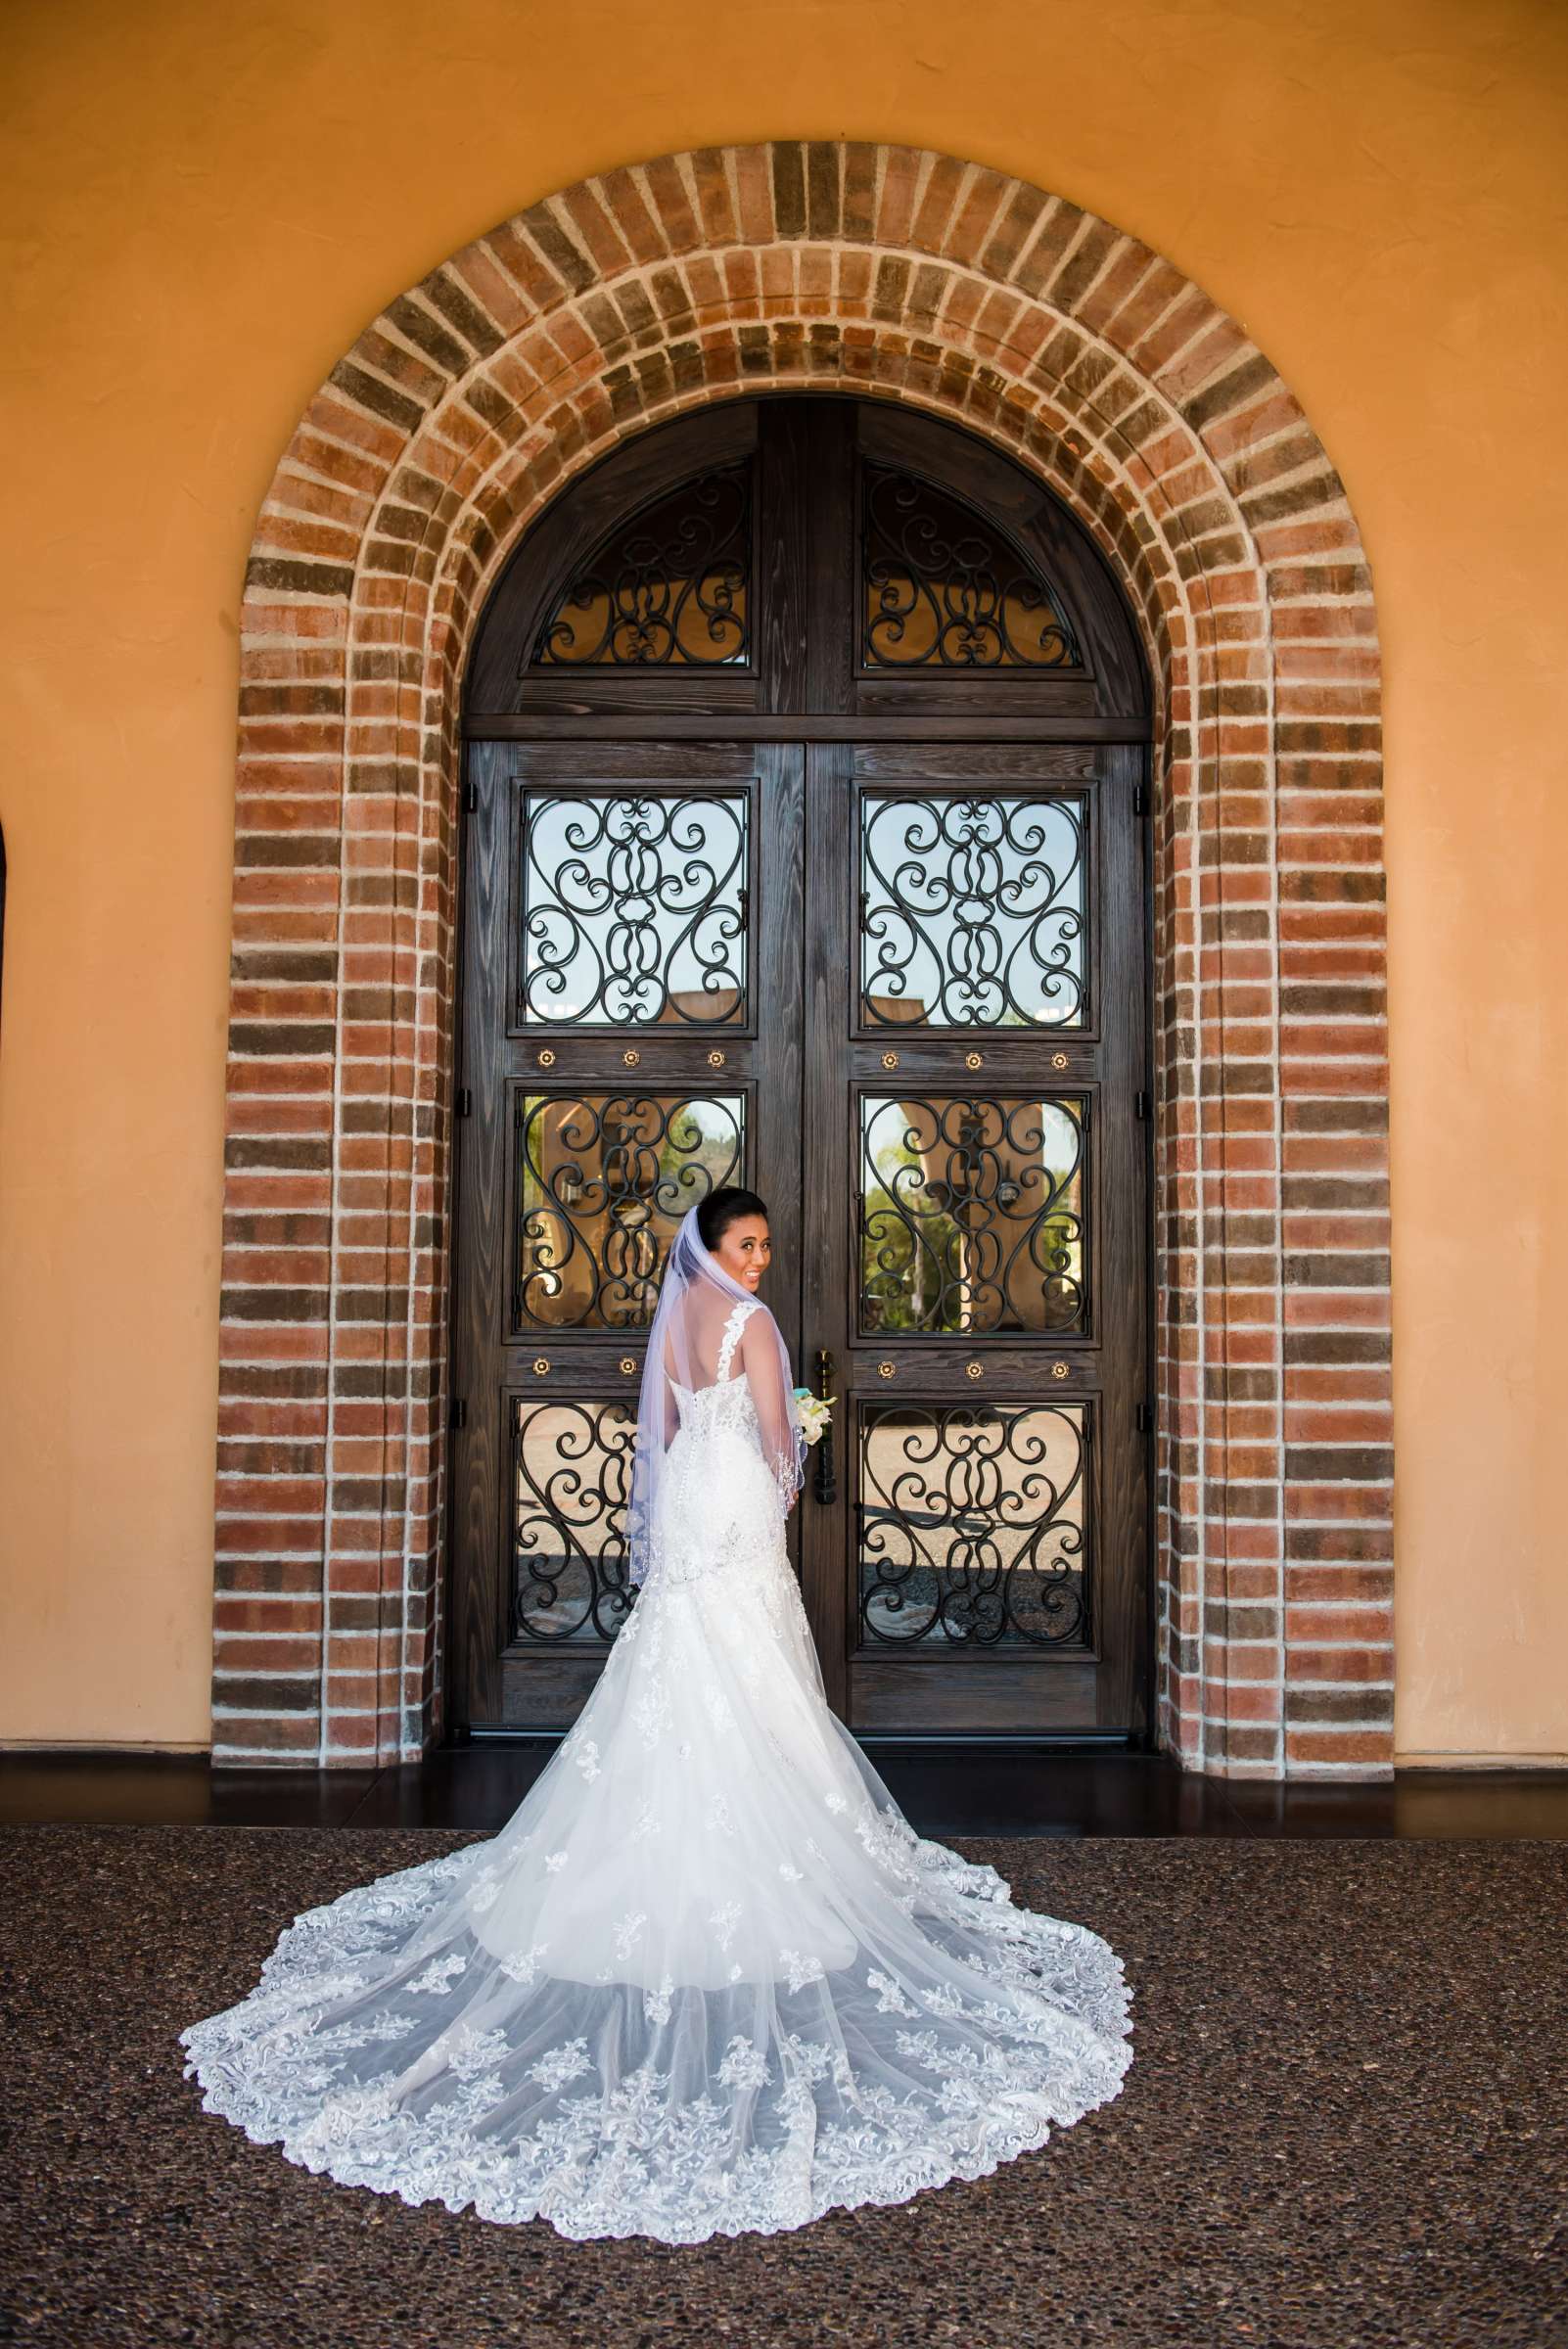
[739,1312,799,1512]
[660,1331,678,1445]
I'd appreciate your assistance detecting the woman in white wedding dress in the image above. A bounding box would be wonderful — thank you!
[180,1189,1132,2243]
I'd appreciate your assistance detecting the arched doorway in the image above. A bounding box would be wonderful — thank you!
[211,142,1392,1778]
[448,394,1153,1739]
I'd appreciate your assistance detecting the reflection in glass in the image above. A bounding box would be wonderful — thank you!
[857,1402,1089,1646]
[512,1399,635,1644]
[861,465,1083,669]
[859,1093,1086,1336]
[532,465,750,667]
[860,792,1085,1028]
[518,792,748,1028]
[515,1091,745,1330]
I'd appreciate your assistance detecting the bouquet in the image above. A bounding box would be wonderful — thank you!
[792,1386,836,1447]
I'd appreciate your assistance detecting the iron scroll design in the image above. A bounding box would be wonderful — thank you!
[517,789,749,1029]
[514,1089,746,1330]
[859,1091,1087,1336]
[860,790,1086,1029]
[857,1400,1090,1646]
[531,464,751,668]
[861,464,1084,670]
[511,1398,636,1643]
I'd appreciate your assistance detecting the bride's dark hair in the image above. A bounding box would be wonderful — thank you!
[696,1184,769,1252]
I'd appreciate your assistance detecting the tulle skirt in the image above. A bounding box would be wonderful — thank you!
[180,1422,1132,2242]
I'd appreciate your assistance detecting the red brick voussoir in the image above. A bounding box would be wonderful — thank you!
[218,142,1389,1775]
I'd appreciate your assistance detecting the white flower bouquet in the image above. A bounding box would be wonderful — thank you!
[792,1386,836,1447]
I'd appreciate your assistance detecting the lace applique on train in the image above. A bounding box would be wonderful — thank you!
[179,1284,1132,2245]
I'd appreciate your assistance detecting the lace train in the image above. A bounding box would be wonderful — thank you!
[180,1305,1132,2242]
[180,1824,1130,2242]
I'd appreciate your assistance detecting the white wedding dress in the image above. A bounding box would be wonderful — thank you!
[180,1294,1132,2242]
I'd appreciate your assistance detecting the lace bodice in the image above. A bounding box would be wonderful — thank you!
[670,1375,761,1445]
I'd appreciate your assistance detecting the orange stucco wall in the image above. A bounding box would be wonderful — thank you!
[2,0,1564,1760]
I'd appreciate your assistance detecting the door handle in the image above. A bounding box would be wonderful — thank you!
[811,1347,837,1505]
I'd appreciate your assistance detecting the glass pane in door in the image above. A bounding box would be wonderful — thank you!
[858,1091,1087,1336]
[857,1400,1091,1647]
[860,465,1084,671]
[517,789,750,1027]
[512,1088,746,1330]
[512,1398,636,1645]
[859,789,1086,1029]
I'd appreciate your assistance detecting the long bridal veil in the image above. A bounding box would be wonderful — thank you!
[180,1206,1132,2242]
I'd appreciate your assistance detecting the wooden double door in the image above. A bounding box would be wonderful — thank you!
[451,397,1153,1741]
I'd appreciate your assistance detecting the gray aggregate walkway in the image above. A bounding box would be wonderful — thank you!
[2,1827,1562,2348]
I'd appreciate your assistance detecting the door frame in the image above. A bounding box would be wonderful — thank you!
[449,393,1156,1743]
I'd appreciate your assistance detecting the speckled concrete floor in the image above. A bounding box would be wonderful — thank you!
[2,1827,1563,2349]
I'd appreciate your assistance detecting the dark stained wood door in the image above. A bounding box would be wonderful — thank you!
[451,739,804,1727]
[798,740,1149,1733]
[451,395,1152,1739]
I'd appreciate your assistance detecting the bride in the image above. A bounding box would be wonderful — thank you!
[180,1188,1132,2243]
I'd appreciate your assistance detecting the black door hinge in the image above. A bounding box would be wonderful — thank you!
[463,775,479,813]
[456,1086,473,1118]
[1135,1400,1154,1434]
[1133,780,1148,817]
[449,1398,468,1431]
[1134,1087,1151,1121]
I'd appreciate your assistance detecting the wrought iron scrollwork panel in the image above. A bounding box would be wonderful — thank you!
[859,1092,1087,1336]
[514,1089,746,1330]
[517,790,750,1029]
[860,791,1086,1029]
[511,1398,635,1643]
[861,463,1084,670]
[531,464,751,667]
[857,1401,1090,1647]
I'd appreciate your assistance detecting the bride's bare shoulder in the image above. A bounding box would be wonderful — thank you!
[737,1297,782,1346]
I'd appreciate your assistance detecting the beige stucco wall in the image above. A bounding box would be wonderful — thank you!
[2,0,1564,1760]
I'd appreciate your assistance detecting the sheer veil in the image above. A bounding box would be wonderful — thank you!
[625,1203,807,1584]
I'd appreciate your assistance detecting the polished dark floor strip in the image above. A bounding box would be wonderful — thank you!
[4,1745,1568,1839]
[1,1823,1562,2349]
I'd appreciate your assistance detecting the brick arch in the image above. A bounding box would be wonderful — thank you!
[220,144,1389,1778]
